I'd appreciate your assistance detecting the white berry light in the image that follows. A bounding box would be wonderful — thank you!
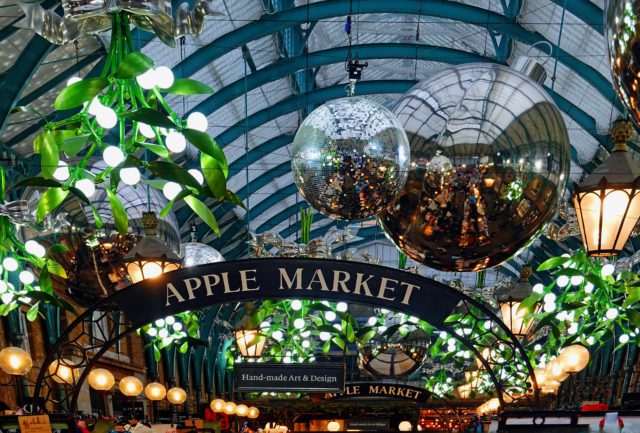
[25,240,46,258]
[120,167,141,186]
[66,76,82,86]
[53,161,70,181]
[154,66,174,89]
[165,131,186,153]
[96,107,118,129]
[103,146,125,167]
[138,123,156,139]
[188,169,204,185]
[19,271,34,285]
[163,182,182,200]
[2,257,18,272]
[136,69,156,89]
[75,179,96,198]
[187,112,208,132]
[87,98,105,116]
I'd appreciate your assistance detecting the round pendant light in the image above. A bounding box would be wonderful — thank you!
[145,382,167,401]
[167,387,187,404]
[247,406,260,419]
[223,401,237,415]
[119,376,144,397]
[558,344,590,373]
[210,399,225,412]
[235,404,249,417]
[0,347,32,376]
[48,358,80,384]
[88,368,115,391]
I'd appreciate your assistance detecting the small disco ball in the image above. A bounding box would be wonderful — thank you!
[378,62,570,272]
[291,96,410,220]
[180,242,224,267]
[606,0,640,127]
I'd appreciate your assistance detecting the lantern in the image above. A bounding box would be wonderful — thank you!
[235,404,249,417]
[48,358,80,384]
[120,376,144,397]
[458,384,472,399]
[486,397,500,412]
[558,344,590,373]
[573,120,640,256]
[223,401,236,415]
[497,266,540,338]
[0,347,32,376]
[235,329,266,358]
[145,382,167,401]
[88,368,115,391]
[167,387,187,404]
[210,399,225,412]
[399,421,412,431]
[327,421,340,432]
[247,407,260,419]
[124,212,182,283]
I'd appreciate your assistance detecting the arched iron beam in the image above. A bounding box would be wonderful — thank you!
[548,0,604,35]
[172,0,620,112]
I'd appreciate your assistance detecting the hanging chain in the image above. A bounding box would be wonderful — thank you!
[344,1,367,97]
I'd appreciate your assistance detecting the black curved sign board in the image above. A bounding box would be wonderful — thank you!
[114,258,462,328]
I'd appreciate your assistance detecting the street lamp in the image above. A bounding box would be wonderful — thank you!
[223,401,237,415]
[210,398,225,412]
[88,368,115,391]
[235,329,266,358]
[120,376,144,397]
[573,119,640,256]
[558,344,590,374]
[48,358,80,384]
[124,212,182,283]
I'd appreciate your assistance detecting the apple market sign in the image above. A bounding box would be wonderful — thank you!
[314,382,431,403]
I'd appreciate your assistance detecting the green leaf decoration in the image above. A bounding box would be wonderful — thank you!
[179,342,189,354]
[39,132,59,179]
[184,129,228,175]
[114,52,155,79]
[153,344,161,362]
[47,244,70,255]
[184,195,220,236]
[54,77,109,110]
[537,256,570,271]
[138,142,169,158]
[331,336,346,350]
[122,108,176,128]
[68,186,104,228]
[28,289,77,315]
[147,161,202,190]
[224,189,246,209]
[38,268,53,293]
[36,188,69,222]
[26,302,40,322]
[47,260,67,279]
[625,286,640,307]
[12,177,61,189]
[60,134,90,157]
[160,189,192,217]
[165,78,214,95]
[201,153,226,199]
[106,189,128,234]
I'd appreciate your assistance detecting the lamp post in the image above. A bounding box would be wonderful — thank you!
[557,345,590,408]
[573,119,640,256]
[120,376,144,418]
[497,266,540,339]
[123,212,182,284]
[167,387,187,426]
[145,382,167,422]
[0,347,32,407]
[88,369,116,416]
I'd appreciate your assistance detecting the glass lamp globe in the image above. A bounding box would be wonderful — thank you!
[544,357,568,382]
[88,368,115,391]
[291,96,410,221]
[48,358,80,384]
[145,382,167,401]
[399,421,412,431]
[223,401,237,415]
[327,421,340,432]
[235,404,249,417]
[558,344,590,373]
[0,347,32,376]
[119,376,144,397]
[486,397,501,412]
[247,407,260,419]
[167,387,187,404]
[210,399,225,412]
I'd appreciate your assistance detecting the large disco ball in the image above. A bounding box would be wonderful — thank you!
[606,0,640,127]
[180,242,224,267]
[378,62,570,272]
[291,96,410,220]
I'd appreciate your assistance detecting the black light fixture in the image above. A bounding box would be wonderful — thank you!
[123,212,182,283]
[234,329,266,358]
[573,119,640,256]
[497,266,540,339]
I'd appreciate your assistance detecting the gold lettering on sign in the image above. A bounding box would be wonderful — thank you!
[353,273,374,296]
[377,277,398,301]
[203,274,221,296]
[308,269,330,291]
[221,272,238,293]
[400,282,420,305]
[278,268,304,290]
[166,282,186,306]
[240,269,259,291]
[184,277,201,299]
[332,271,351,293]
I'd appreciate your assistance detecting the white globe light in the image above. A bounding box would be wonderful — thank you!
[620,334,630,344]
[138,122,156,139]
[291,300,302,311]
[543,302,556,313]
[155,319,165,327]
[147,327,158,337]
[557,275,569,288]
[187,112,208,132]
[367,317,377,326]
[136,69,156,89]
[302,340,310,348]
[172,322,183,332]
[272,330,283,340]
[25,240,46,258]
[533,283,544,294]
[19,271,35,285]
[586,336,595,345]
[154,66,175,89]
[103,146,125,167]
[293,318,305,329]
[319,331,330,341]
[602,264,615,277]
[120,167,141,186]
[165,131,186,153]
[606,308,619,320]
[584,283,594,293]
[66,76,82,86]
[165,316,176,325]
[570,275,584,286]
[96,107,118,129]
[163,182,182,200]
[336,302,348,312]
[325,311,337,322]
[53,161,70,181]
[185,169,204,185]
[159,329,169,338]
[87,98,104,116]
[75,179,96,198]
[2,257,18,272]
[543,293,556,304]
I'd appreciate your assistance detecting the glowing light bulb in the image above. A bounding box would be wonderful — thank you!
[543,302,556,313]
[602,264,615,277]
[302,340,310,348]
[188,169,204,185]
[172,322,183,332]
[187,112,208,131]
[620,334,630,344]
[120,167,141,185]
[570,275,584,286]
[320,331,331,341]
[165,131,186,153]
[66,76,82,86]
[543,293,556,303]
[325,311,336,321]
[336,302,348,312]
[165,316,176,325]
[75,179,96,198]
[154,66,174,89]
[606,308,619,320]
[557,275,569,287]
[19,271,34,285]
[136,69,156,89]
[159,329,169,338]
[87,98,104,116]
[533,283,544,294]
[96,106,118,129]
[138,122,156,139]
[163,182,182,200]
[367,317,377,326]
[294,318,305,329]
[53,161,70,181]
[155,319,165,327]
[585,283,594,293]
[2,257,18,272]
[147,328,158,337]
[25,240,45,258]
[103,146,125,167]
[272,330,283,340]
[291,300,302,311]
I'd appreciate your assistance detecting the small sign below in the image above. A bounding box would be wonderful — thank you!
[19,415,52,433]
[234,362,345,392]
[346,418,390,431]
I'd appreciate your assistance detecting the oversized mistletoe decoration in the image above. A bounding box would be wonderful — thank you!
[15,12,238,237]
